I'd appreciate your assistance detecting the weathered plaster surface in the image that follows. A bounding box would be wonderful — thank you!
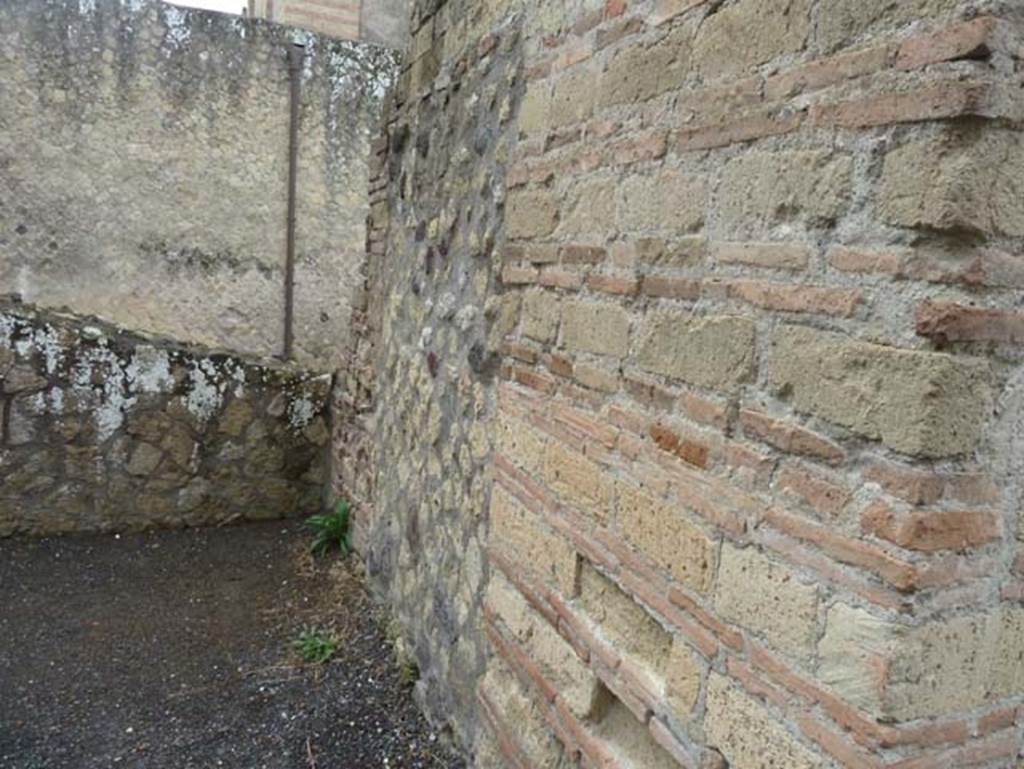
[0,0,394,370]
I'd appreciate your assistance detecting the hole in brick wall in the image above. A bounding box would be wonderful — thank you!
[578,561,672,682]
[592,690,680,769]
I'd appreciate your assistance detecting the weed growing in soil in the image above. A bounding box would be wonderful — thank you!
[294,626,338,664]
[307,499,353,556]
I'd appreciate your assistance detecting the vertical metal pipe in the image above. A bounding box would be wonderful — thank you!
[283,42,304,362]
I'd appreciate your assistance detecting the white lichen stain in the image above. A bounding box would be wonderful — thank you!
[125,347,175,394]
[184,359,224,423]
[287,395,316,429]
[163,5,192,49]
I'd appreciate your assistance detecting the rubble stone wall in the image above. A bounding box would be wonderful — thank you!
[1,300,329,536]
[344,0,1024,767]
[0,0,391,370]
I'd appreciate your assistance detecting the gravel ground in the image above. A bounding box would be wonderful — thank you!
[0,522,464,769]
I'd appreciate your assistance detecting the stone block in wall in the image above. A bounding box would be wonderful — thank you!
[519,81,552,136]
[814,0,962,53]
[636,313,755,391]
[615,481,715,594]
[478,657,570,769]
[820,603,1024,721]
[559,178,617,240]
[543,442,613,524]
[665,638,702,722]
[599,22,693,107]
[714,544,819,661]
[507,189,560,239]
[578,562,673,674]
[561,300,630,358]
[705,672,823,769]
[717,150,852,237]
[496,412,547,476]
[491,485,578,596]
[618,170,707,235]
[522,291,561,344]
[879,127,1024,237]
[694,0,812,80]
[769,325,992,457]
[549,67,596,129]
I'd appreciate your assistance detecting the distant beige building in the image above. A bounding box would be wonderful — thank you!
[246,0,408,48]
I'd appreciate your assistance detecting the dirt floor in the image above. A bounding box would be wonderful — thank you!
[0,522,464,769]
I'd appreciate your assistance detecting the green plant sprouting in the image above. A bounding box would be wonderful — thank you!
[307,499,353,557]
[294,626,338,664]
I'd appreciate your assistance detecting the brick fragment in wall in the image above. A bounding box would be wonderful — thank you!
[716,150,853,238]
[704,672,824,769]
[820,603,1024,721]
[879,128,1024,237]
[769,325,992,457]
[693,0,812,80]
[861,502,1002,553]
[636,313,755,391]
[631,235,708,269]
[916,300,1024,344]
[714,544,819,661]
[615,481,716,594]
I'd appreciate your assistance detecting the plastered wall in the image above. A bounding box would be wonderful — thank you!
[343,0,1024,767]
[0,0,393,370]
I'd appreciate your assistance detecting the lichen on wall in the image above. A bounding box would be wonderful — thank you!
[0,299,330,536]
[0,0,397,370]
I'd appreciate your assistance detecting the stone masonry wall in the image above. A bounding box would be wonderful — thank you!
[348,0,1024,767]
[0,0,393,370]
[334,2,526,747]
[1,298,329,536]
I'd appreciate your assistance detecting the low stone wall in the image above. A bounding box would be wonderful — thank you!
[0,300,330,536]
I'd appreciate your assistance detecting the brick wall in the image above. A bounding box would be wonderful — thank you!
[349,0,1024,766]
